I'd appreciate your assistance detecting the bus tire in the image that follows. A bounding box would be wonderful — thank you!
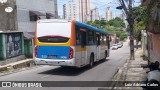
[89,54,94,68]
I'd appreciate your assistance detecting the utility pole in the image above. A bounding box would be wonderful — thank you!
[128,0,135,60]
[117,0,135,60]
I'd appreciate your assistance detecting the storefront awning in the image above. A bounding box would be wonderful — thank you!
[29,11,45,16]
[46,13,54,17]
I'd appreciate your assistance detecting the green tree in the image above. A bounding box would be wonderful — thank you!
[107,17,125,28]
[87,18,128,41]
[132,6,146,41]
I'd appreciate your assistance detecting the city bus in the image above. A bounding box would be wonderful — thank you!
[34,19,110,68]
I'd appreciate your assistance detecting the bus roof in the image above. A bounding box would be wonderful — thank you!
[75,21,109,35]
[38,19,69,23]
[37,19,109,35]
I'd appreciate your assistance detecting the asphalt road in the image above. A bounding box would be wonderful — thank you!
[0,41,130,90]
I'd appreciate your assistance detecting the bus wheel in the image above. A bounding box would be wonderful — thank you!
[89,54,94,68]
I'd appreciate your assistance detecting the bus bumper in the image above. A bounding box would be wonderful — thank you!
[34,58,76,67]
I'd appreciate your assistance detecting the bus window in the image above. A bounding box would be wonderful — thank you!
[100,34,103,45]
[96,33,100,45]
[75,25,81,45]
[38,36,69,43]
[80,29,86,46]
[102,34,106,45]
[87,30,94,44]
[106,35,110,49]
[93,31,96,44]
[106,35,109,44]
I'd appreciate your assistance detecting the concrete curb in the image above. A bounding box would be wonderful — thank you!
[0,59,35,73]
[109,59,129,89]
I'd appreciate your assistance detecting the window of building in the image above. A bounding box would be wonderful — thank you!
[46,16,51,19]
[46,13,54,19]
[29,11,45,21]
[30,15,39,21]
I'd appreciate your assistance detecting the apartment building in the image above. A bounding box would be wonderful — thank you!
[91,8,99,21]
[63,0,92,22]
[106,7,112,21]
[63,1,79,20]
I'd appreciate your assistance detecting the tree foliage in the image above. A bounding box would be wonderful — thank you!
[86,17,128,40]
[132,6,146,40]
[107,17,126,28]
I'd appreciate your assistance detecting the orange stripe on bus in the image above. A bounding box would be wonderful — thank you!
[76,46,87,52]
[70,20,76,46]
[34,21,38,46]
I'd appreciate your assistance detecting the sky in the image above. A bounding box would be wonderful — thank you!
[57,0,141,18]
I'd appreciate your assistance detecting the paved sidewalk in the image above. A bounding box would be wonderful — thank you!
[0,59,35,74]
[111,49,148,90]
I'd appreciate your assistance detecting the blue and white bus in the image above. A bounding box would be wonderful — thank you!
[34,19,110,68]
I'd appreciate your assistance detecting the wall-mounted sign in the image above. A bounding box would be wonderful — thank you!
[5,7,13,13]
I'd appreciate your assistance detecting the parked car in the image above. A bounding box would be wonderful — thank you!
[120,41,123,46]
[117,43,123,48]
[112,44,118,50]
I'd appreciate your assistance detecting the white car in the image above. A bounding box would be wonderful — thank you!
[117,43,123,48]
[112,44,118,50]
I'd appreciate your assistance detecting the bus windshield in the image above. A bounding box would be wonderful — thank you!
[37,22,71,43]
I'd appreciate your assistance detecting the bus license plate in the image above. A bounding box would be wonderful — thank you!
[49,55,56,59]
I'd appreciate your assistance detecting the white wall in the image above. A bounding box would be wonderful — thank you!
[16,0,58,32]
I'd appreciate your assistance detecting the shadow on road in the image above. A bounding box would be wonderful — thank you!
[38,59,109,76]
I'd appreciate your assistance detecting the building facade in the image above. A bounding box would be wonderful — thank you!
[63,1,79,20]
[0,0,58,32]
[0,0,17,31]
[91,8,99,21]
[63,0,92,22]
[16,0,58,32]
[106,7,112,21]
[141,0,160,63]
[78,0,92,22]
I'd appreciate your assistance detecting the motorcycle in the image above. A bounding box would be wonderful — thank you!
[142,61,160,90]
